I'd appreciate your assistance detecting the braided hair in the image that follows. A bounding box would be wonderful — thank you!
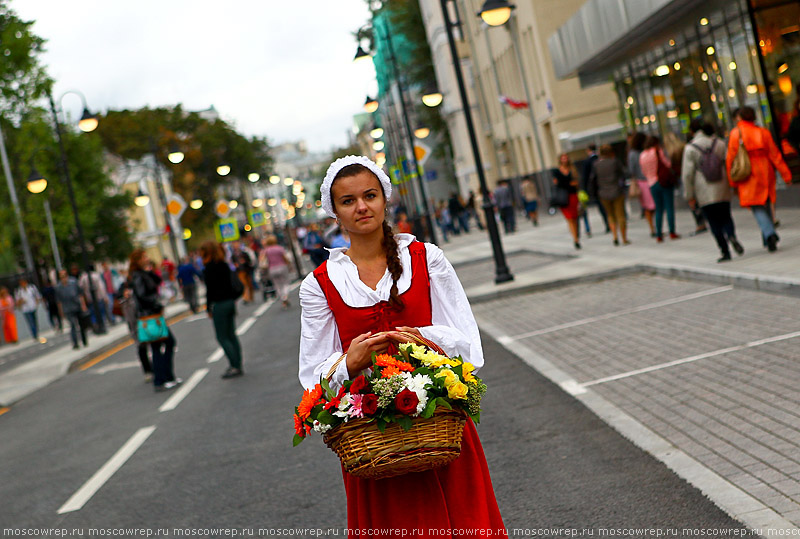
[333,164,404,310]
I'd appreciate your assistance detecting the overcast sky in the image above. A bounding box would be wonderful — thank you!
[13,0,378,153]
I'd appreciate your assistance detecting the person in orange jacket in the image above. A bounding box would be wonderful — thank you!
[726,106,792,252]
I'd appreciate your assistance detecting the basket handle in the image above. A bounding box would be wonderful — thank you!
[324,331,446,380]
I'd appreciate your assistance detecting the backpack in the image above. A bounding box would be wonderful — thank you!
[690,139,724,183]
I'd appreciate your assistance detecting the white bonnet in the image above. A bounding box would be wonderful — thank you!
[320,155,392,218]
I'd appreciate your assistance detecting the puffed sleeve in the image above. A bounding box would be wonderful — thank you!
[298,273,349,390]
[417,244,484,371]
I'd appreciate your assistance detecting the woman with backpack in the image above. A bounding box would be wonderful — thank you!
[726,106,792,252]
[640,135,680,242]
[682,119,743,263]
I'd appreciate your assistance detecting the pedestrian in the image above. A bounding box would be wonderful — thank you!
[627,132,656,237]
[159,257,177,302]
[520,176,539,226]
[0,287,18,345]
[41,279,63,333]
[640,135,680,242]
[590,144,630,245]
[201,241,244,379]
[435,200,452,242]
[14,279,43,343]
[79,264,110,332]
[493,179,516,234]
[303,223,330,268]
[117,280,152,382]
[55,269,87,349]
[101,262,118,323]
[329,226,350,249]
[552,153,581,249]
[683,119,744,263]
[129,249,181,392]
[234,250,255,304]
[395,212,413,234]
[177,256,201,313]
[299,155,504,533]
[726,105,792,252]
[582,144,610,234]
[465,190,484,230]
[448,191,468,234]
[262,235,293,309]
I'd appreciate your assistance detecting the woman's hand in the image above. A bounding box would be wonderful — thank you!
[385,326,422,345]
[345,331,391,376]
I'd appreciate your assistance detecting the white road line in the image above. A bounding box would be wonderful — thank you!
[582,330,800,388]
[185,313,208,323]
[159,368,209,413]
[92,361,140,375]
[207,349,225,363]
[506,286,734,342]
[235,317,257,336]
[254,300,273,317]
[57,426,156,514]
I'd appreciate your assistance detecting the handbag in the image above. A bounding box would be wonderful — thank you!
[136,313,169,343]
[549,186,570,208]
[656,152,678,188]
[730,129,751,183]
[628,179,641,198]
[229,267,244,299]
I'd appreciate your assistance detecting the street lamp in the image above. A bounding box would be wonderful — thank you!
[439,0,513,284]
[168,143,185,164]
[421,92,444,107]
[478,0,515,26]
[217,164,231,176]
[364,96,379,113]
[48,89,108,332]
[354,45,372,62]
[248,172,260,182]
[135,189,151,207]
[370,127,384,139]
[189,196,203,210]
[26,166,48,194]
[25,151,63,274]
[414,127,431,139]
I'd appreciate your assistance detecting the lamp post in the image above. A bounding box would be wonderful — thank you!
[439,0,513,284]
[148,140,181,264]
[0,124,36,282]
[26,151,63,273]
[48,89,107,333]
[358,17,438,245]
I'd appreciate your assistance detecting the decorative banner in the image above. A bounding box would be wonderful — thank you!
[215,199,232,218]
[390,164,403,185]
[214,218,240,243]
[248,209,266,228]
[166,193,187,219]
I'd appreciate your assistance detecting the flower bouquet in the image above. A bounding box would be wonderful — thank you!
[292,332,487,479]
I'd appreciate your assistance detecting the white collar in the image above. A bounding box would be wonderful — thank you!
[326,233,417,264]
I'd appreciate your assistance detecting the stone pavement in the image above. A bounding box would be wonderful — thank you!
[442,205,800,532]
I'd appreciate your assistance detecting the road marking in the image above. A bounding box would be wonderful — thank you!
[207,349,225,363]
[505,286,734,342]
[559,380,587,396]
[185,313,208,323]
[159,368,209,413]
[57,426,156,514]
[92,361,140,375]
[254,300,274,317]
[0,406,10,417]
[582,329,800,388]
[79,340,134,371]
[236,317,257,336]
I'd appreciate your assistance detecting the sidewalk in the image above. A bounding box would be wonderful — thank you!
[441,205,800,532]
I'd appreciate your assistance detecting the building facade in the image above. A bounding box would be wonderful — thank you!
[551,0,800,191]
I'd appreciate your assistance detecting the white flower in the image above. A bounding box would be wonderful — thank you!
[401,372,432,416]
[313,420,332,434]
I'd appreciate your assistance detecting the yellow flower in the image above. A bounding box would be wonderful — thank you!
[435,369,457,387]
[462,362,476,382]
[447,381,469,400]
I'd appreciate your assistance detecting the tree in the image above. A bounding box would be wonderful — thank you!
[95,106,272,239]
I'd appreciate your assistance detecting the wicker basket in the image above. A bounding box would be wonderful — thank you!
[323,406,467,480]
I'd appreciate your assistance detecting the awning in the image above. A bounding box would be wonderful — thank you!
[549,0,714,86]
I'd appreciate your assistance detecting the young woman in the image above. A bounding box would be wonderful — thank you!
[299,155,504,533]
[640,135,680,242]
[552,152,582,249]
[201,241,245,378]
[261,235,292,309]
[628,132,656,236]
[129,249,181,392]
[590,144,629,245]
[0,287,18,345]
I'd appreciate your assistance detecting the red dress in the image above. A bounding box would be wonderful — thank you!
[313,241,505,536]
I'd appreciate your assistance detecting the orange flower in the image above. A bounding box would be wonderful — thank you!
[294,413,306,438]
[395,359,414,372]
[297,384,324,421]
[381,365,402,378]
[375,354,395,367]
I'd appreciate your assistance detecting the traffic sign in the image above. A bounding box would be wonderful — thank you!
[215,200,231,218]
[166,194,187,219]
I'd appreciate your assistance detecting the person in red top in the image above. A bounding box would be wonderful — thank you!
[726,106,792,251]
[299,155,505,535]
[395,211,413,234]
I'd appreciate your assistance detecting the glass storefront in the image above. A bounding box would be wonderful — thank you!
[611,0,800,180]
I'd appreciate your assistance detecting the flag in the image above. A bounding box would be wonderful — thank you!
[499,95,529,109]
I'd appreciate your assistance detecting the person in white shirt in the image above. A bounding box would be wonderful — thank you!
[14,279,43,343]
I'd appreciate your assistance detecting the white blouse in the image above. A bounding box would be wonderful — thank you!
[298,234,483,390]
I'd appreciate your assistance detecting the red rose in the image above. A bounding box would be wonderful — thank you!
[361,393,379,416]
[394,389,419,415]
[349,375,367,394]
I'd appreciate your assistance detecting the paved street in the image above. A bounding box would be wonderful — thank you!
[0,206,798,534]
